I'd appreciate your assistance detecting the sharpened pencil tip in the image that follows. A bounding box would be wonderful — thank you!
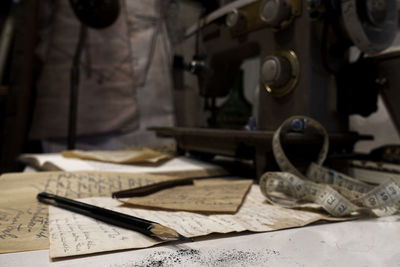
[150,223,194,242]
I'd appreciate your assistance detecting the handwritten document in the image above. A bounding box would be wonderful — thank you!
[123,179,253,213]
[0,169,224,254]
[49,185,345,258]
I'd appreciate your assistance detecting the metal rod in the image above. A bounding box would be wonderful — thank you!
[0,15,15,83]
[68,24,87,149]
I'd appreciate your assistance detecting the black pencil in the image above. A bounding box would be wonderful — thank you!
[37,192,192,242]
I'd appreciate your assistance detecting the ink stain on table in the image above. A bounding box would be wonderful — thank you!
[112,248,280,267]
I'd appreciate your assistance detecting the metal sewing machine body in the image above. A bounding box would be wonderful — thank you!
[192,0,396,130]
[154,0,398,177]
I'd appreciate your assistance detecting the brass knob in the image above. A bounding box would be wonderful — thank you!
[261,56,291,88]
[261,50,299,97]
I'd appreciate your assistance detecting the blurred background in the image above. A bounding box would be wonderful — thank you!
[0,0,399,173]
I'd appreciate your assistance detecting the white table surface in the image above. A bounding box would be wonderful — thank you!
[1,215,399,267]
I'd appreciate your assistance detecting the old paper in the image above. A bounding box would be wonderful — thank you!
[49,185,344,258]
[19,153,225,173]
[62,148,173,164]
[122,179,253,213]
[0,169,225,254]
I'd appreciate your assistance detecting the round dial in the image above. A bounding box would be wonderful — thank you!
[259,0,292,28]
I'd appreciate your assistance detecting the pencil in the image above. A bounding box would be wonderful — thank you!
[37,192,192,242]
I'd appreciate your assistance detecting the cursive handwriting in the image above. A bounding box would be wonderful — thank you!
[0,171,170,253]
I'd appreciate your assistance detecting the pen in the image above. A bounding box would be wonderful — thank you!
[37,192,192,242]
[112,178,194,198]
[111,174,232,198]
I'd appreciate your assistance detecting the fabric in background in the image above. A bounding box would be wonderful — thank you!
[30,0,175,151]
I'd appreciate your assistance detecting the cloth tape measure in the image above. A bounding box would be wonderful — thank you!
[259,116,400,217]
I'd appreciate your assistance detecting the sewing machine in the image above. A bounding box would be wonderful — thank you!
[153,0,399,177]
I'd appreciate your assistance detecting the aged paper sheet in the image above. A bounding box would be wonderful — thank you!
[62,148,172,164]
[123,179,253,213]
[0,169,225,254]
[49,185,343,258]
[18,153,225,173]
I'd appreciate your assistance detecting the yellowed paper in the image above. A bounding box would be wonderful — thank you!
[0,169,225,254]
[62,148,173,164]
[122,179,253,213]
[49,185,344,258]
[49,200,158,258]
[19,153,225,174]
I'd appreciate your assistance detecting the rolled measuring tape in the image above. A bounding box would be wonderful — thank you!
[260,116,400,217]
